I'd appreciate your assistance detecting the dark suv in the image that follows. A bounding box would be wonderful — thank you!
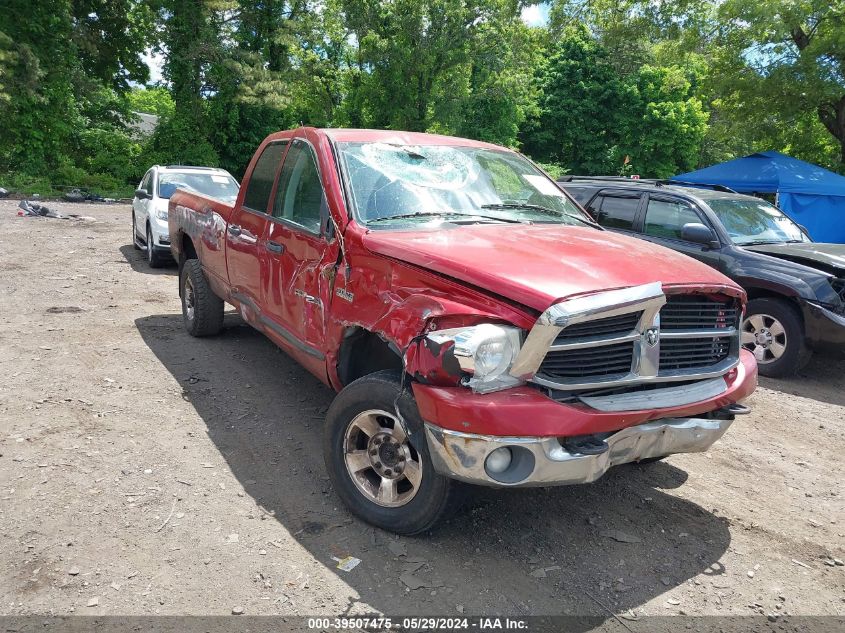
[558,177,845,377]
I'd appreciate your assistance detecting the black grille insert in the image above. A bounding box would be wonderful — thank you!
[539,342,634,379]
[660,295,738,330]
[554,311,642,343]
[659,336,732,370]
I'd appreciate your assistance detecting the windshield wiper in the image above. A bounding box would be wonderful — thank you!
[368,211,526,224]
[480,203,599,228]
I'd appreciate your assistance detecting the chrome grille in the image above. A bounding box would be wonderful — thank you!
[522,284,741,393]
[661,295,739,330]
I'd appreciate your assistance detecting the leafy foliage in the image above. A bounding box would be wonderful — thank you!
[2,0,844,198]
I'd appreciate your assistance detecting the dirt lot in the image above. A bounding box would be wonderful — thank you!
[1,201,843,624]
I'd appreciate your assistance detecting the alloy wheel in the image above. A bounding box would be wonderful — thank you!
[343,409,422,508]
[741,313,787,364]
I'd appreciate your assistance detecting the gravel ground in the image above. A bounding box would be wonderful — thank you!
[0,201,843,624]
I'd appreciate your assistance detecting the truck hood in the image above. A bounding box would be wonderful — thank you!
[742,242,845,276]
[362,224,740,312]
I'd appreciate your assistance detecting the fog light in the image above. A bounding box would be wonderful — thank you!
[485,447,513,474]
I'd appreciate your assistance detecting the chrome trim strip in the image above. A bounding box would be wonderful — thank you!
[548,331,640,351]
[661,328,737,339]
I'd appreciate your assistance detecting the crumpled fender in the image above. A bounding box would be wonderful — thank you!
[323,246,536,391]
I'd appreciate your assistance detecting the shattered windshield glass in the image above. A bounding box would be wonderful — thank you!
[336,142,594,228]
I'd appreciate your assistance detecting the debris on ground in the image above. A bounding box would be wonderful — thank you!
[600,529,642,543]
[16,199,94,220]
[62,188,111,203]
[332,555,361,572]
[18,200,65,218]
[231,606,244,615]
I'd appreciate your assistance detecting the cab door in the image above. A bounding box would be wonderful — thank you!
[262,139,338,378]
[637,194,723,270]
[225,141,288,318]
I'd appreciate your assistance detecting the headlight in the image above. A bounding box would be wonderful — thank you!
[155,208,168,221]
[427,323,523,393]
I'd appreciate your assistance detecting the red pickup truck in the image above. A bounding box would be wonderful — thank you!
[169,128,757,534]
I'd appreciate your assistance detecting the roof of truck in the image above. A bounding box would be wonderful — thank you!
[318,127,509,151]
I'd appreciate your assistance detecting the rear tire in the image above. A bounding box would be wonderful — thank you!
[741,298,810,378]
[180,258,224,337]
[323,370,463,534]
[132,213,141,250]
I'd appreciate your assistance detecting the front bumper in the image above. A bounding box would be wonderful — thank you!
[149,216,171,248]
[425,416,733,487]
[803,302,845,350]
[412,348,757,438]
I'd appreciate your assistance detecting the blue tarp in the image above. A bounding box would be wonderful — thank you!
[673,151,845,243]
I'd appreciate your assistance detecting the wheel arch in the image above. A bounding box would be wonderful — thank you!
[743,287,806,326]
[336,326,404,388]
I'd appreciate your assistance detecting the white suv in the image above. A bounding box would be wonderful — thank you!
[132,165,240,267]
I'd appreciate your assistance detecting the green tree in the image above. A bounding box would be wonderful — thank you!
[520,27,629,174]
[127,87,176,118]
[620,64,709,177]
[712,0,845,168]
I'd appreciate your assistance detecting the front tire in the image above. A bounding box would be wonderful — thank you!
[180,258,224,337]
[741,298,810,378]
[323,370,462,534]
[146,225,166,268]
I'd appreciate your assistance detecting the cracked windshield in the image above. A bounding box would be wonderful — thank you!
[337,142,594,228]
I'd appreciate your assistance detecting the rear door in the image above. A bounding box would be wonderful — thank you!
[637,194,723,269]
[587,192,644,237]
[226,141,288,319]
[262,138,338,376]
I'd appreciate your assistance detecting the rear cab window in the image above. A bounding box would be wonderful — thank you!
[243,141,288,213]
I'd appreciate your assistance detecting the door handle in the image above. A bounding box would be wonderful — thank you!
[227,224,242,236]
[266,240,285,254]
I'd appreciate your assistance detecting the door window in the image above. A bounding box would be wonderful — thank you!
[272,140,325,234]
[243,141,287,213]
[140,172,152,195]
[593,196,639,230]
[644,198,703,240]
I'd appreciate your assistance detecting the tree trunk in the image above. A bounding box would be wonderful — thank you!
[817,96,845,167]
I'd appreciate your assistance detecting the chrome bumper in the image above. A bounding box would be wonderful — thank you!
[424,417,733,487]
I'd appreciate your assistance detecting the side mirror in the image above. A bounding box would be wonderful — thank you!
[798,224,810,236]
[135,189,148,200]
[681,222,719,248]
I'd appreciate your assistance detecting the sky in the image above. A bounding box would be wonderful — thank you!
[141,4,551,87]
